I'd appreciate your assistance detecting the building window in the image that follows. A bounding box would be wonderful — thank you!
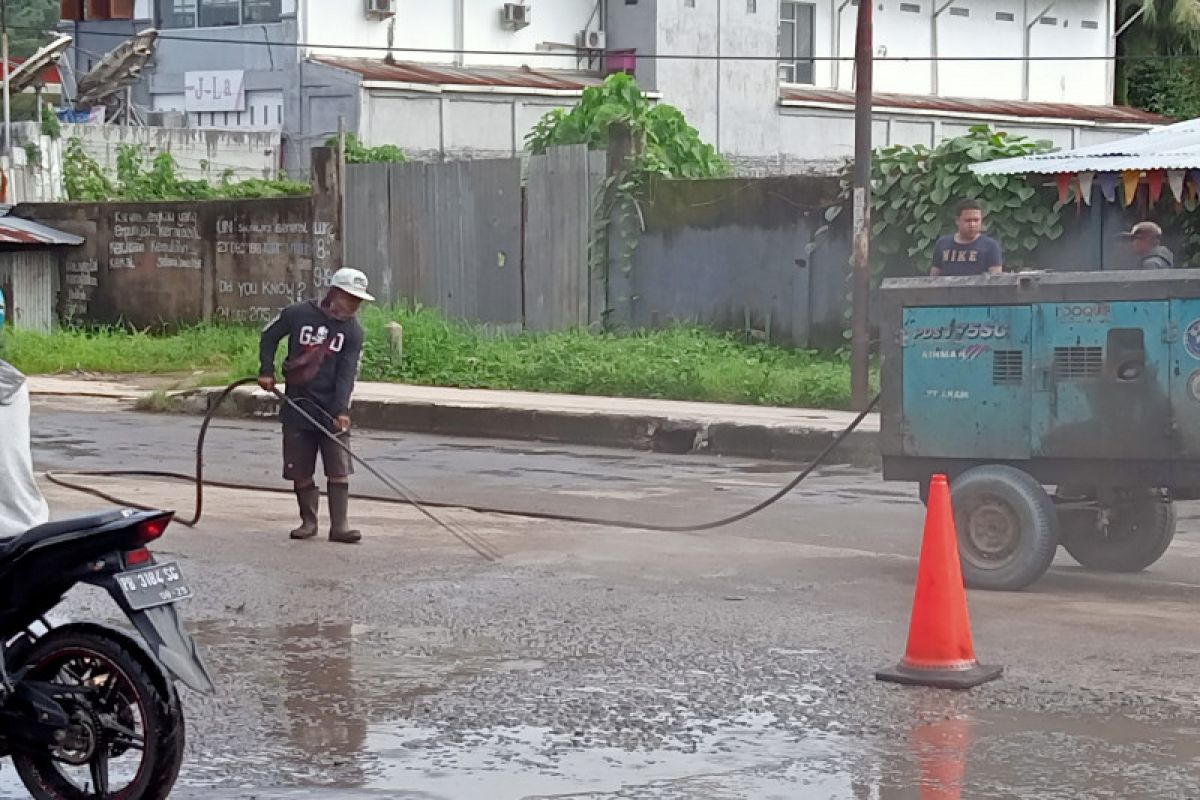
[748,0,757,11]
[779,1,814,84]
[1081,19,1099,29]
[160,0,281,27]
[157,0,197,28]
[243,0,282,23]
[996,11,1014,21]
[198,0,240,26]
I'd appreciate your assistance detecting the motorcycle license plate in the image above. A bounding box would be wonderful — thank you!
[116,561,193,611]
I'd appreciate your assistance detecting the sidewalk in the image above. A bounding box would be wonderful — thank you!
[27,376,880,465]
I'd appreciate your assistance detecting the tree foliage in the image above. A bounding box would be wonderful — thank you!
[1115,0,1200,107]
[1125,56,1200,120]
[831,126,1065,275]
[6,0,59,59]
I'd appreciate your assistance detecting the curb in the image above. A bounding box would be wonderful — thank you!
[177,387,881,467]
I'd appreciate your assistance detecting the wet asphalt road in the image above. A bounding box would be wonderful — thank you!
[9,397,1200,799]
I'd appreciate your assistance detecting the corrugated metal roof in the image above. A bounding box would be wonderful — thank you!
[0,216,83,246]
[311,56,604,92]
[780,86,1168,126]
[970,118,1200,176]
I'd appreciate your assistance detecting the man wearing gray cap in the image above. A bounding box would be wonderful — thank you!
[1120,221,1174,270]
[258,268,374,544]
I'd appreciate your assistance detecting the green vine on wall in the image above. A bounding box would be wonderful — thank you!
[62,139,309,202]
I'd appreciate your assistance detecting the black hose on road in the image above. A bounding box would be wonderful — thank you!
[44,378,881,560]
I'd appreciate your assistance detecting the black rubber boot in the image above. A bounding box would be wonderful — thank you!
[290,485,320,540]
[327,483,362,544]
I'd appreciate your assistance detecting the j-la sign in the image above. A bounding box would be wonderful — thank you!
[184,70,246,113]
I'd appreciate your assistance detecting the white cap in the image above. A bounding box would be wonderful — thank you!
[330,267,375,301]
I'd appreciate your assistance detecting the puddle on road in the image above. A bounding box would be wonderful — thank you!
[356,716,875,799]
[6,618,1194,799]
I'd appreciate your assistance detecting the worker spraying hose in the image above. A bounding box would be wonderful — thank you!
[258,267,374,544]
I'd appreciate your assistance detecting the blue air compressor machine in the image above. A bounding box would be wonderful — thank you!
[879,270,1200,591]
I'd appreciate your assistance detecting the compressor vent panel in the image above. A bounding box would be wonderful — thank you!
[1054,346,1103,380]
[992,350,1024,385]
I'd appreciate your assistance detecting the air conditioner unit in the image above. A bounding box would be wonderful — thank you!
[366,0,395,20]
[501,3,531,30]
[577,29,606,50]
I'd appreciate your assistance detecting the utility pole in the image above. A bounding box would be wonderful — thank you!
[2,0,11,193]
[850,0,873,411]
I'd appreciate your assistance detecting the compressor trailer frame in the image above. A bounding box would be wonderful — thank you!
[880,270,1200,591]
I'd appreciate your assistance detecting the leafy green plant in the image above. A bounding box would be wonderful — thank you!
[326,133,407,164]
[40,105,61,140]
[830,125,1065,276]
[63,138,116,201]
[62,140,308,201]
[526,73,727,180]
[22,141,40,168]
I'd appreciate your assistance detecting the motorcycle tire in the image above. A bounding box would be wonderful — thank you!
[11,627,186,800]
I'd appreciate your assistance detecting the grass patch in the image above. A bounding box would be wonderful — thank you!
[1,306,872,410]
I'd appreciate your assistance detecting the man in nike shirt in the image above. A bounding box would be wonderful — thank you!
[930,199,1004,277]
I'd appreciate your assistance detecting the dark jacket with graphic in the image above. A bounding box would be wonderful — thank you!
[258,300,364,430]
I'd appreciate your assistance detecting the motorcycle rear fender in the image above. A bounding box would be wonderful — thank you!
[91,576,216,695]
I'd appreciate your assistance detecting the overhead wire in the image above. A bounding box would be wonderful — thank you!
[9,23,1200,64]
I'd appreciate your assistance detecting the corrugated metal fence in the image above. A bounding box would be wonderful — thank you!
[524,145,607,330]
[342,146,846,346]
[0,251,56,332]
[344,146,602,331]
[345,159,526,327]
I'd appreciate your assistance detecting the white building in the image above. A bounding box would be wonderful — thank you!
[60,0,1163,175]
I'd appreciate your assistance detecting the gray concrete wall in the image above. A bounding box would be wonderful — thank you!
[295,60,362,175]
[356,89,582,163]
[608,175,849,348]
[14,196,317,328]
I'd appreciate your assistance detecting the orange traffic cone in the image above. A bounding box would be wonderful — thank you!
[876,474,1002,689]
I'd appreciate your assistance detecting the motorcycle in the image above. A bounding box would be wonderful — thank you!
[0,507,213,800]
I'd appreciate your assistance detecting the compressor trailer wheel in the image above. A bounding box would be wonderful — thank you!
[948,465,1061,592]
[1057,488,1177,573]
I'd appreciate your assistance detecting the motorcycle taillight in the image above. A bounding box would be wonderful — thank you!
[134,512,174,547]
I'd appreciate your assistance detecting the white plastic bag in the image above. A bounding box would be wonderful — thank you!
[0,360,48,537]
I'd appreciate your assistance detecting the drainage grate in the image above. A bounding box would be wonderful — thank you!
[1054,346,1103,380]
[993,350,1024,385]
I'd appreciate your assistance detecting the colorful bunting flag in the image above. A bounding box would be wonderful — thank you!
[1077,171,1094,206]
[1055,173,1072,204]
[1097,172,1118,203]
[1147,170,1164,205]
[1168,170,1186,202]
[1120,170,1140,207]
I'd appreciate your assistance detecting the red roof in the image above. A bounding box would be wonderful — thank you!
[780,86,1168,125]
[3,56,62,88]
[312,56,602,92]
